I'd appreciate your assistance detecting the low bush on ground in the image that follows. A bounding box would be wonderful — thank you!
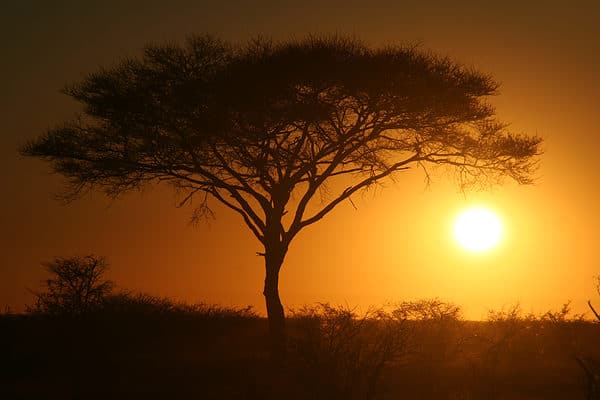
[1,297,599,399]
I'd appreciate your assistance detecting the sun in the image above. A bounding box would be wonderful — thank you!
[453,207,502,252]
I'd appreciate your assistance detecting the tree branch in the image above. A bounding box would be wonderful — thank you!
[295,154,419,233]
[209,188,265,243]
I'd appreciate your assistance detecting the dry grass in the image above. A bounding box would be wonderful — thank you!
[1,297,598,399]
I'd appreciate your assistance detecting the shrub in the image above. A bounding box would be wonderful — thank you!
[289,304,409,400]
[27,255,114,315]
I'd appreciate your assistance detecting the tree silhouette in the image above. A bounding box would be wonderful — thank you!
[588,276,600,321]
[28,255,114,315]
[21,35,541,353]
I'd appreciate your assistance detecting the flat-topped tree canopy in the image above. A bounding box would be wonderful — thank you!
[22,35,541,355]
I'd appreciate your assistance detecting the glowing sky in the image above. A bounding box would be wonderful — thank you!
[2,1,600,319]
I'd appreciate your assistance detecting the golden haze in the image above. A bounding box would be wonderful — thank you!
[1,2,599,320]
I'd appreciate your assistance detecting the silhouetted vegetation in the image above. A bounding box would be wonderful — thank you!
[2,295,599,399]
[21,34,542,354]
[27,255,114,315]
[578,277,600,399]
[288,304,409,399]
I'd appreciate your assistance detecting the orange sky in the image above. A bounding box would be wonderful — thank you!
[2,1,599,319]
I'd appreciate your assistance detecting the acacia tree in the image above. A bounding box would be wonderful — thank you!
[22,35,541,351]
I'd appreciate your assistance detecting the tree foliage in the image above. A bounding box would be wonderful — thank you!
[28,255,114,315]
[22,35,541,241]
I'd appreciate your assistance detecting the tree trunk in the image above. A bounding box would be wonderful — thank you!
[263,241,286,360]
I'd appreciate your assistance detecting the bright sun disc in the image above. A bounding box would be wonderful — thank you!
[454,207,502,252]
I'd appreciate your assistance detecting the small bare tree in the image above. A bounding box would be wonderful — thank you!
[28,255,114,315]
[588,276,600,321]
[574,278,600,400]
